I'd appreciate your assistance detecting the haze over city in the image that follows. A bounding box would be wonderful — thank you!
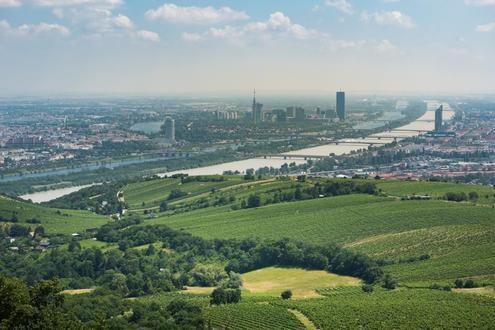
[1,0,494,95]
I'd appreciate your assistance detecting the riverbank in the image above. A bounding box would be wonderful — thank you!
[17,101,452,202]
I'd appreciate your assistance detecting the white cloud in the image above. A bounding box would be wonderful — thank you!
[325,38,366,51]
[476,21,495,32]
[113,14,133,29]
[376,39,397,52]
[145,4,249,25]
[361,10,415,29]
[34,0,122,8]
[135,30,160,42]
[465,0,495,6]
[52,8,64,18]
[0,0,21,7]
[181,32,205,43]
[0,20,70,36]
[204,12,315,44]
[324,0,353,15]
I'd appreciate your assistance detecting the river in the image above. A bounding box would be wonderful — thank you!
[19,184,98,203]
[20,101,453,202]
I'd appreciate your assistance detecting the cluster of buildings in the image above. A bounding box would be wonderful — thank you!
[250,90,347,124]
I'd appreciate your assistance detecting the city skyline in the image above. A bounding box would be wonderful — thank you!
[0,0,494,95]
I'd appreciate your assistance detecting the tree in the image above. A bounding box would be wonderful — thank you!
[110,273,129,296]
[0,276,30,321]
[463,279,477,288]
[167,189,187,201]
[159,201,168,212]
[210,287,241,305]
[246,195,261,208]
[362,284,374,293]
[34,226,45,238]
[454,278,464,288]
[220,272,243,289]
[68,240,81,252]
[281,290,292,300]
[468,191,479,201]
[294,187,303,200]
[145,244,156,256]
[382,274,397,290]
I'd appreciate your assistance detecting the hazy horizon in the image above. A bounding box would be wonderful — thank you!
[1,0,494,95]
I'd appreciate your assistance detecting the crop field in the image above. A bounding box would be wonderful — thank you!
[203,303,305,330]
[241,267,360,298]
[279,289,495,329]
[377,180,495,204]
[0,195,109,234]
[145,192,495,285]
[122,176,245,209]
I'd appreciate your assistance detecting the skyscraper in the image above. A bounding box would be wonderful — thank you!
[252,89,263,124]
[295,107,306,122]
[164,117,175,142]
[336,91,346,121]
[435,105,443,132]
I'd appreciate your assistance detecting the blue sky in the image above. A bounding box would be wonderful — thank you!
[0,0,494,95]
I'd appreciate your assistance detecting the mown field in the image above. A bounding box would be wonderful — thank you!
[0,195,109,234]
[241,267,360,298]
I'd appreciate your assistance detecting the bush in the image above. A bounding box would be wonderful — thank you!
[382,274,397,290]
[281,290,292,300]
[463,279,477,288]
[210,287,241,305]
[167,189,187,201]
[444,192,468,202]
[362,284,374,293]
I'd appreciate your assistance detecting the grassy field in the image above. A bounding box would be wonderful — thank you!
[453,286,495,298]
[0,195,109,234]
[377,180,495,204]
[241,267,360,298]
[144,191,495,286]
[122,176,245,209]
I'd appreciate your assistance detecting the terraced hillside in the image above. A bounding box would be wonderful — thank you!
[0,195,109,234]
[128,176,495,286]
[279,289,495,329]
[122,175,245,209]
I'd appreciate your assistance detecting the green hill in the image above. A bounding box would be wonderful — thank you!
[142,181,495,286]
[376,180,495,204]
[0,195,109,234]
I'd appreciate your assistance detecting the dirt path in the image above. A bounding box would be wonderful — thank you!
[288,309,317,330]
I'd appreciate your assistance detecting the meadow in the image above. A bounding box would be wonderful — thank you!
[122,176,245,209]
[376,180,495,204]
[241,267,360,298]
[0,195,109,234]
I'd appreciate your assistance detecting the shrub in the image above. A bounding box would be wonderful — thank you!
[281,290,293,300]
[382,274,397,290]
[210,287,241,305]
[362,284,374,293]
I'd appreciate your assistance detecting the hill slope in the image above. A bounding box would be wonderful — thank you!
[0,195,108,234]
